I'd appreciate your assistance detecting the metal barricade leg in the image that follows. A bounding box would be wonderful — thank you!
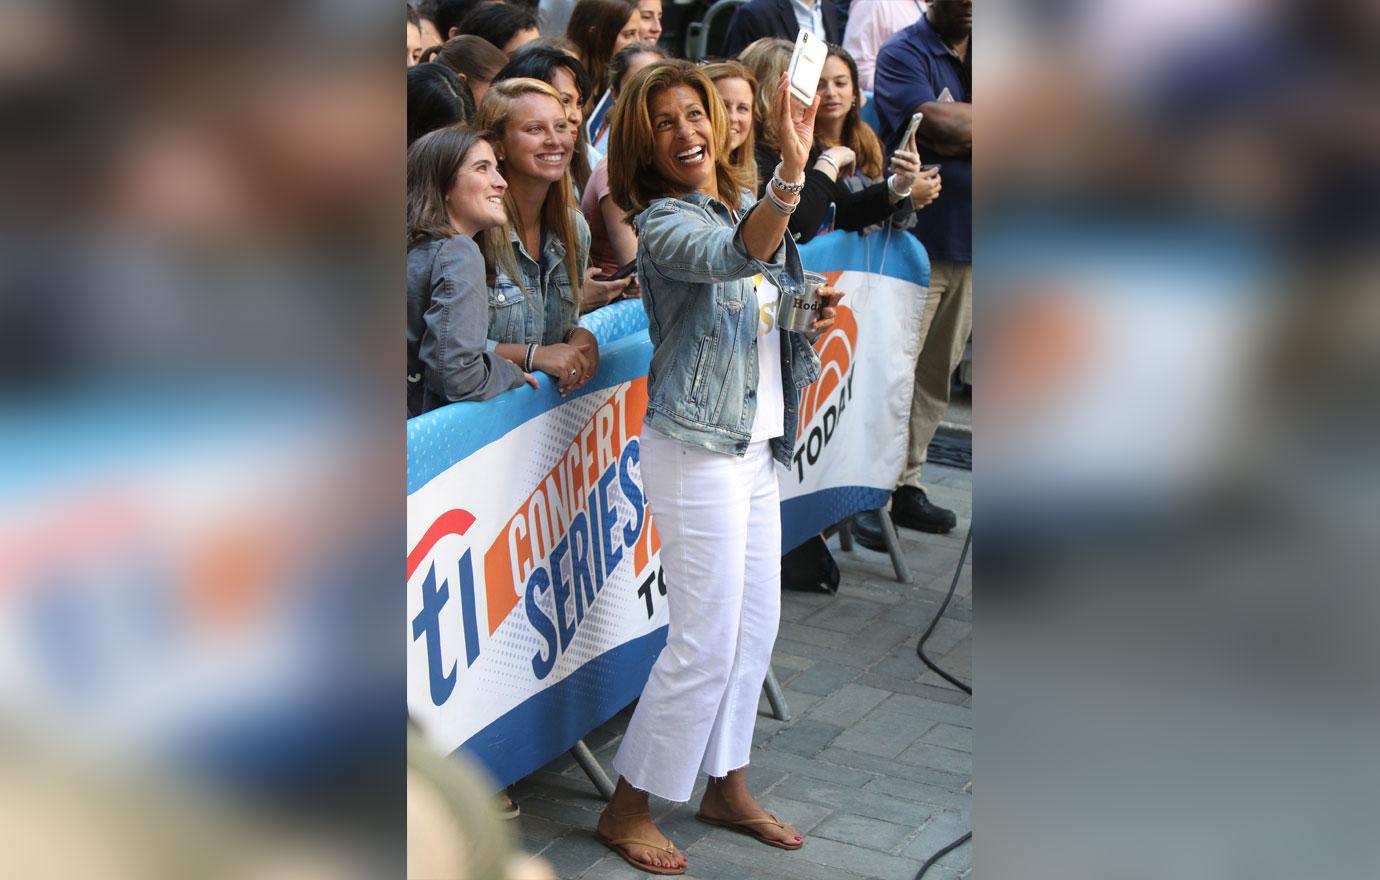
[838,521,854,552]
[877,506,913,583]
[762,667,791,722]
[569,739,615,801]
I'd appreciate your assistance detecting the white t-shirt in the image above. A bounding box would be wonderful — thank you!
[750,275,785,441]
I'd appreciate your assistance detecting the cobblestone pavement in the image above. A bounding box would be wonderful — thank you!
[509,463,973,880]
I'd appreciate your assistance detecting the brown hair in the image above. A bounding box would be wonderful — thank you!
[736,37,791,151]
[564,0,638,114]
[820,45,884,180]
[422,34,509,87]
[607,41,667,96]
[607,59,750,221]
[474,77,584,302]
[407,124,496,247]
[701,60,758,192]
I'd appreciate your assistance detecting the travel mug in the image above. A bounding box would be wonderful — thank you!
[778,271,828,334]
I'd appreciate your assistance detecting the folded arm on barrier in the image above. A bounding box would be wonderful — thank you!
[423,237,529,404]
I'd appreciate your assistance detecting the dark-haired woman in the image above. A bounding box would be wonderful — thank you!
[421,34,509,105]
[564,0,639,117]
[407,125,535,416]
[407,62,476,145]
[458,1,540,56]
[811,44,939,236]
[594,60,841,875]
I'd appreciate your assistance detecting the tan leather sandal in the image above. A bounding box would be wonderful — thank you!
[694,812,804,850]
[593,831,687,875]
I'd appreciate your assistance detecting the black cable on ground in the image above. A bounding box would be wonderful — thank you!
[914,525,973,879]
[917,830,972,879]
[916,526,972,695]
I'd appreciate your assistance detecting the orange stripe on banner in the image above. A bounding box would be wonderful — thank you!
[800,304,859,431]
[482,380,654,635]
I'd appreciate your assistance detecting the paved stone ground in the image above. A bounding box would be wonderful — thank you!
[509,463,973,880]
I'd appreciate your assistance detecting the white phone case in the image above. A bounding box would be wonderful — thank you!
[787,30,828,106]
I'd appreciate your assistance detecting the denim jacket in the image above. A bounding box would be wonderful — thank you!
[634,190,821,466]
[486,209,590,345]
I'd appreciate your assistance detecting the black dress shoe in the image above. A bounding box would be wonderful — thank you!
[849,509,887,552]
[890,486,957,534]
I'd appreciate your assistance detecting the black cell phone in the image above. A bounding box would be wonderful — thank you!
[597,261,637,282]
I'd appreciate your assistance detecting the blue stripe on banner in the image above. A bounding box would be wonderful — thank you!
[797,228,930,288]
[407,331,654,493]
[780,485,892,553]
[457,625,669,787]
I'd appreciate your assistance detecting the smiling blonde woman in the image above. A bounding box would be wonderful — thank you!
[475,77,601,394]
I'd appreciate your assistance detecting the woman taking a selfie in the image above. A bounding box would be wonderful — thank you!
[739,38,927,244]
[596,59,841,875]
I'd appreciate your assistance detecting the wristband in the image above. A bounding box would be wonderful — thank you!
[523,343,537,372]
[887,173,913,199]
[764,185,798,215]
[815,153,840,175]
[771,162,804,194]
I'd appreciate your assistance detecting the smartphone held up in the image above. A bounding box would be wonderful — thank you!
[787,30,828,106]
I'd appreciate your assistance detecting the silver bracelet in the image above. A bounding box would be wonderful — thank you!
[887,173,913,199]
[771,162,805,194]
[815,153,840,175]
[523,343,537,372]
[764,184,798,215]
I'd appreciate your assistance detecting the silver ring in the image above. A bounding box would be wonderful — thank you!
[569,369,578,377]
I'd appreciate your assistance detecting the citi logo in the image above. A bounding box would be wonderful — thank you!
[408,508,482,706]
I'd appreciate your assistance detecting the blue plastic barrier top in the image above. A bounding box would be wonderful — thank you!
[797,226,930,288]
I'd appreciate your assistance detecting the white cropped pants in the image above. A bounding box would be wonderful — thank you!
[612,427,782,803]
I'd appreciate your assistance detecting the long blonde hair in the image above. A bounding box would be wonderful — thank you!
[474,77,583,303]
[606,60,751,221]
[701,61,759,193]
[737,37,791,152]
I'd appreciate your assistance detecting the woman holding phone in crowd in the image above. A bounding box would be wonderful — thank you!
[812,44,940,235]
[407,125,535,416]
[594,60,841,875]
[474,78,608,394]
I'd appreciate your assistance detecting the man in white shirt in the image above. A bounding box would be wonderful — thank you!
[843,0,926,91]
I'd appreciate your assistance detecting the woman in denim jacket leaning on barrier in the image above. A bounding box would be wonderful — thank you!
[592,60,842,875]
[406,125,537,417]
[475,77,625,395]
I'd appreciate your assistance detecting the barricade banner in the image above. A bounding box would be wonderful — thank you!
[407,325,668,787]
[780,229,932,551]
[406,226,931,783]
